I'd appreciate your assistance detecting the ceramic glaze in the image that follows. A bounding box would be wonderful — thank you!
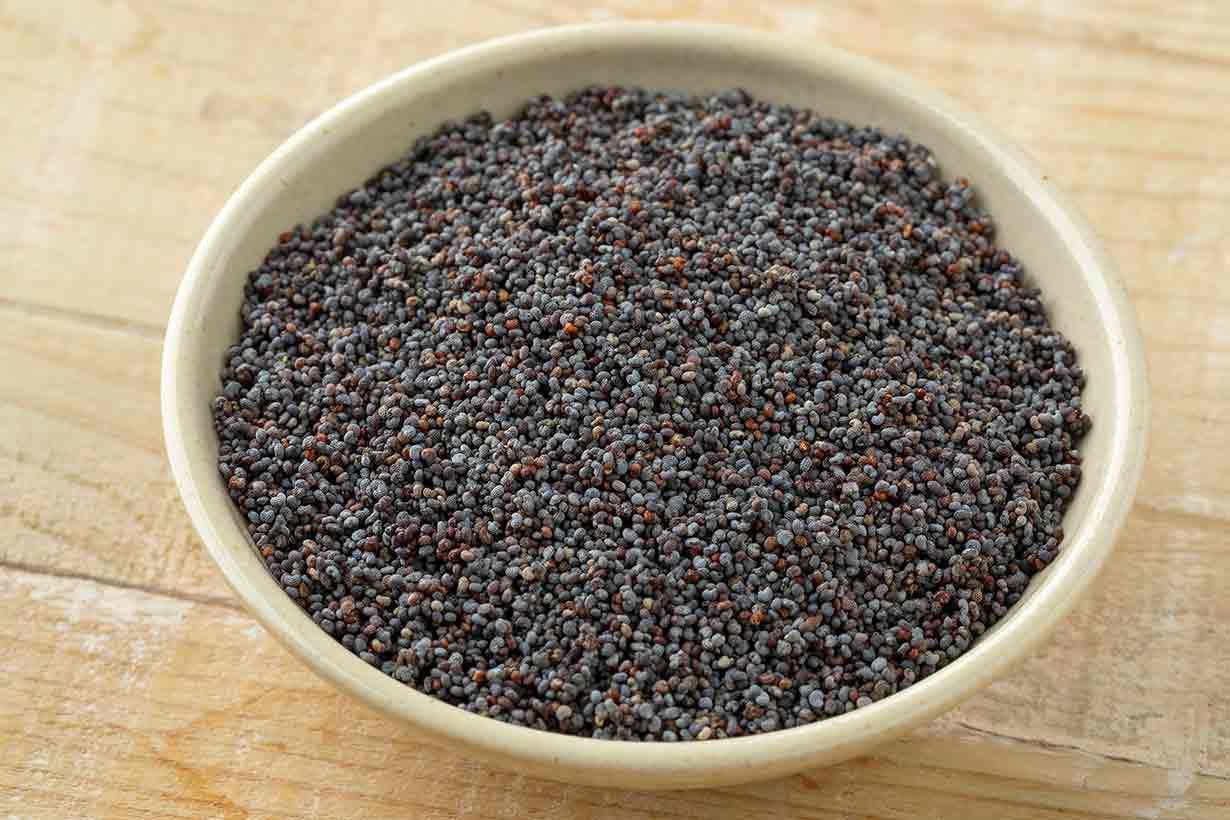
[162,23,1148,789]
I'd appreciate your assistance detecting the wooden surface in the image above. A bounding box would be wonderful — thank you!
[2,1,1228,817]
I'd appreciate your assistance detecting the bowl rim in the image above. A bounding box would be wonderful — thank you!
[162,21,1149,782]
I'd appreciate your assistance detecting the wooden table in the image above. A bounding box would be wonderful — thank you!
[3,1,1228,817]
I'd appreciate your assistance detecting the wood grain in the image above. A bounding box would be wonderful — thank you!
[3,565,1228,820]
[0,308,231,604]
[2,0,1228,817]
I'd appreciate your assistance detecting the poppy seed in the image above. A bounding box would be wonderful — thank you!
[212,86,1089,741]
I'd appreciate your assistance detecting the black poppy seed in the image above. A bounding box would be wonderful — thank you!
[213,86,1089,742]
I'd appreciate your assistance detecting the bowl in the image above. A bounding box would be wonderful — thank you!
[162,22,1148,789]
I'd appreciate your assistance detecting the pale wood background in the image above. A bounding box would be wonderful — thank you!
[2,1,1228,818]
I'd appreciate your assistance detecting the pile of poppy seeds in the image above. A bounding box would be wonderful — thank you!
[214,87,1089,741]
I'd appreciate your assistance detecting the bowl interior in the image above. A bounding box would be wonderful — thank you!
[164,23,1146,789]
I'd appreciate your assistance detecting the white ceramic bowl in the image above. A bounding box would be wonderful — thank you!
[162,23,1148,789]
